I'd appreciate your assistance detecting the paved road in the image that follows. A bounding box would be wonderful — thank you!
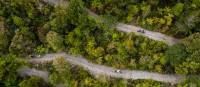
[116,23,178,45]
[23,52,185,84]
[87,11,178,45]
[17,67,49,82]
[42,0,178,45]
[17,67,64,87]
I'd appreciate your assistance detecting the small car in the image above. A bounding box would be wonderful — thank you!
[29,55,35,58]
[37,55,41,58]
[29,54,41,58]
[141,30,145,33]
[115,70,122,73]
[137,29,145,33]
[137,29,142,32]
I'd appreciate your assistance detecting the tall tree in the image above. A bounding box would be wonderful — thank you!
[19,76,48,87]
[0,28,9,54]
[0,17,10,54]
[0,55,26,87]
[166,33,200,74]
[46,31,64,52]
[49,57,71,85]
[9,27,36,56]
[67,0,87,25]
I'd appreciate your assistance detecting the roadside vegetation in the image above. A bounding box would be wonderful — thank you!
[31,57,200,87]
[30,57,173,87]
[0,0,200,86]
[83,0,200,38]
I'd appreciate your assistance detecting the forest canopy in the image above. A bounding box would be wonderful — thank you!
[0,0,200,86]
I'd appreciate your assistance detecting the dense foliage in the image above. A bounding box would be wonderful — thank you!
[19,76,49,87]
[0,0,200,86]
[0,55,26,87]
[166,33,200,74]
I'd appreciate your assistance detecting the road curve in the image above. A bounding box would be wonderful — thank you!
[88,11,178,45]
[116,23,178,45]
[17,67,49,82]
[27,52,185,84]
[17,68,65,87]
[42,0,178,45]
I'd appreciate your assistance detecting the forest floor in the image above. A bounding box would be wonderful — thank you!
[18,52,185,84]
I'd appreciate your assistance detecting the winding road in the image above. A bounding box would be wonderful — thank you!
[116,23,178,45]
[18,52,185,84]
[42,0,178,45]
[17,0,183,85]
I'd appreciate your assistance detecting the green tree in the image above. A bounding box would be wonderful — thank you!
[178,76,200,87]
[34,45,48,54]
[165,44,187,66]
[9,27,36,56]
[128,5,139,16]
[49,57,71,85]
[91,0,104,12]
[24,1,38,19]
[69,47,82,55]
[67,0,87,25]
[48,4,68,32]
[172,3,184,16]
[0,55,26,87]
[140,2,151,18]
[36,26,49,44]
[191,0,200,8]
[175,58,200,74]
[126,5,139,22]
[135,80,161,87]
[92,47,105,58]
[0,29,9,53]
[0,17,10,53]
[46,31,64,52]
[12,16,25,26]
[84,77,97,87]
[113,80,127,87]
[175,11,200,36]
[166,33,200,74]
[181,33,200,54]
[19,76,47,87]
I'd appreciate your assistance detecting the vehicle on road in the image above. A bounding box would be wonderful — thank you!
[29,55,41,58]
[137,29,141,32]
[115,70,122,73]
[137,29,145,33]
